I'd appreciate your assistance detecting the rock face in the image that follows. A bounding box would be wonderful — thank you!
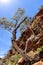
[17,7,43,53]
[15,7,43,65]
[31,9,43,35]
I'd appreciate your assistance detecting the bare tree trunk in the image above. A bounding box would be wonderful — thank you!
[12,29,16,40]
[13,40,33,61]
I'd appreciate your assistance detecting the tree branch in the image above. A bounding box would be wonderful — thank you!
[12,16,27,40]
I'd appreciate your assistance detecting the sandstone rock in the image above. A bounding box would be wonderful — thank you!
[33,61,43,65]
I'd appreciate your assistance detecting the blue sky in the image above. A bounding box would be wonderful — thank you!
[0,0,43,57]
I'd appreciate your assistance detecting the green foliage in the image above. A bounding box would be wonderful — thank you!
[13,54,21,65]
[12,8,25,21]
[3,54,21,65]
[37,46,43,53]
[32,19,38,29]
[37,48,42,53]
[7,54,21,65]
[0,17,16,32]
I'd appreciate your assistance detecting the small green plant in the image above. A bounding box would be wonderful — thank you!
[37,45,43,53]
[13,54,21,65]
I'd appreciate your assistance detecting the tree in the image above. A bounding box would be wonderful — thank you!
[0,8,32,63]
